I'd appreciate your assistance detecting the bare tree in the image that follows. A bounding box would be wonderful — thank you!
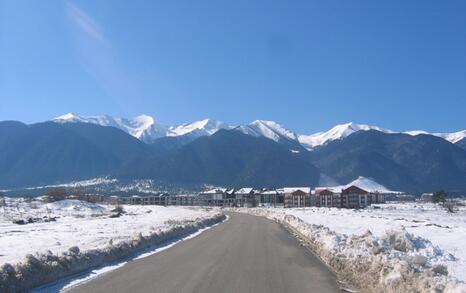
[444,200,458,213]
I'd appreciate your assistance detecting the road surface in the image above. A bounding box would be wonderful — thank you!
[67,212,341,293]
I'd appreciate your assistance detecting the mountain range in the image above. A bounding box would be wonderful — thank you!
[1,113,465,194]
[53,113,231,144]
[54,113,466,151]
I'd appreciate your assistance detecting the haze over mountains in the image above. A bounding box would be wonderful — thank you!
[1,113,465,193]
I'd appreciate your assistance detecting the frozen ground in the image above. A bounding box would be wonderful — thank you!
[281,202,466,283]
[0,198,218,266]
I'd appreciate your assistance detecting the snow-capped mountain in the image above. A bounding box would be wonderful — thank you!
[54,113,167,143]
[53,114,465,150]
[167,119,230,138]
[53,113,228,143]
[4,116,466,192]
[235,120,299,143]
[298,122,393,150]
[54,113,121,128]
[404,130,466,144]
[235,120,465,150]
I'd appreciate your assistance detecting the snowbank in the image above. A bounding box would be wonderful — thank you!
[0,199,225,292]
[284,203,466,283]
[233,208,466,293]
[0,212,225,292]
[0,200,215,264]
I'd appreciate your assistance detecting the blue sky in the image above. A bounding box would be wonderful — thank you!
[1,0,465,134]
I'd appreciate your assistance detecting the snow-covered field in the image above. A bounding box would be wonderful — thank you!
[234,201,466,292]
[0,198,223,291]
[283,202,466,284]
[0,198,217,266]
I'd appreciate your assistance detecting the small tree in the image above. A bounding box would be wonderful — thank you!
[432,190,447,204]
[444,201,458,213]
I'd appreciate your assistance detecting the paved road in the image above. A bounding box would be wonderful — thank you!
[67,212,340,293]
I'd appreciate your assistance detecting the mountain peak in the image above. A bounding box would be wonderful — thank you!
[167,118,228,137]
[236,120,298,142]
[54,112,81,122]
[336,122,392,133]
[298,122,393,150]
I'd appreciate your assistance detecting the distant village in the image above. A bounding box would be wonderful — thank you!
[43,184,395,209]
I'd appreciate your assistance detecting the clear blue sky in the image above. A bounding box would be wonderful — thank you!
[1,0,465,134]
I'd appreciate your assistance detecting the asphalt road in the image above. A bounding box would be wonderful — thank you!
[67,212,341,293]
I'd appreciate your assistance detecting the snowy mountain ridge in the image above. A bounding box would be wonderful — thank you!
[298,122,393,150]
[404,130,466,144]
[52,113,465,148]
[298,122,466,150]
[53,113,228,143]
[167,119,230,138]
[54,113,166,142]
[235,120,299,143]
